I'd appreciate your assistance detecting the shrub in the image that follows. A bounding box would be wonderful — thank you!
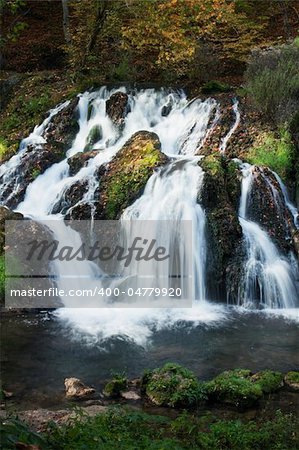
[245,42,299,126]
[246,129,295,181]
[143,363,207,407]
[201,80,231,94]
[103,372,128,397]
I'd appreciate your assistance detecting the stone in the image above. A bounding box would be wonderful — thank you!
[64,377,95,399]
[67,150,98,176]
[94,131,168,220]
[284,371,299,392]
[106,92,129,127]
[120,391,141,401]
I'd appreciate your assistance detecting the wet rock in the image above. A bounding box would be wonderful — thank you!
[284,371,299,392]
[0,98,80,208]
[0,206,23,254]
[64,377,95,399]
[64,202,93,220]
[67,150,98,176]
[199,155,242,299]
[84,125,102,152]
[43,96,79,148]
[106,92,129,127]
[94,131,168,219]
[247,166,294,254]
[51,180,89,215]
[161,97,173,117]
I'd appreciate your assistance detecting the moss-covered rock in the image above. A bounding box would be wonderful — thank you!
[284,371,299,392]
[84,125,102,152]
[142,363,207,408]
[199,155,242,299]
[206,369,284,408]
[206,369,263,408]
[95,131,168,219]
[104,374,128,398]
[251,370,283,393]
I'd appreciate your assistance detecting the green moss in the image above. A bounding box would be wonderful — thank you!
[84,125,102,151]
[206,369,263,408]
[31,168,41,180]
[143,363,207,407]
[201,80,231,94]
[246,129,295,181]
[252,370,283,393]
[103,140,164,219]
[104,373,127,398]
[285,371,299,384]
[200,154,224,178]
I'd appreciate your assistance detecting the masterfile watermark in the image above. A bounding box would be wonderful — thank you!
[4,219,193,308]
[26,237,170,267]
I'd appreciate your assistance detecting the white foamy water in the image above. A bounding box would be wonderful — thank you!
[1,87,298,345]
[220,99,240,153]
[236,164,298,308]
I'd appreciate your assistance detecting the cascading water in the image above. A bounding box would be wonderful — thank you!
[1,87,298,344]
[219,99,240,153]
[236,163,298,309]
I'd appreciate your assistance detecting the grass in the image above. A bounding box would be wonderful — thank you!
[246,129,295,181]
[0,408,298,450]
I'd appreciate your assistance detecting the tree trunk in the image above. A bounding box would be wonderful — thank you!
[62,0,71,45]
[81,0,108,67]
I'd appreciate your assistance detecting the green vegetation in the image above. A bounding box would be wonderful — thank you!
[142,363,207,407]
[0,137,9,162]
[104,372,128,398]
[31,168,41,180]
[206,369,284,408]
[201,80,231,94]
[286,371,299,384]
[1,408,298,450]
[245,41,299,126]
[206,369,263,408]
[253,370,283,393]
[101,138,165,219]
[246,129,295,181]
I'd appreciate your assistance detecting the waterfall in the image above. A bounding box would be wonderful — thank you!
[1,87,298,342]
[220,99,240,153]
[121,157,206,301]
[236,164,298,308]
